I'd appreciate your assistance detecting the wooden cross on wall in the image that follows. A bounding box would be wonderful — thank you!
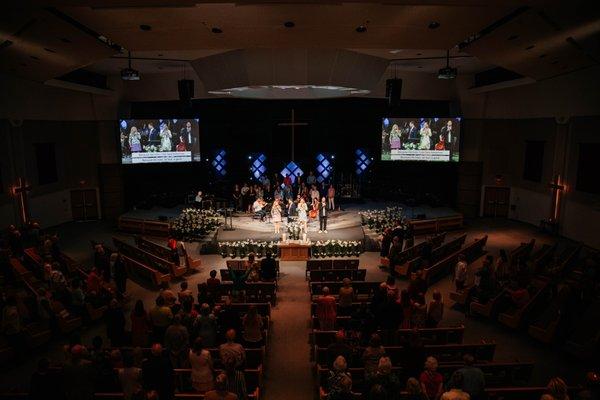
[11,177,32,225]
[277,109,308,162]
[548,174,565,222]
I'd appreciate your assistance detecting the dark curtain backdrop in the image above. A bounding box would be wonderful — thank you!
[125,97,459,208]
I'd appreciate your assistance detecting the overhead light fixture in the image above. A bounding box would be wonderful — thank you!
[121,51,140,81]
[438,50,457,79]
[428,21,440,29]
[284,21,295,28]
[389,49,402,54]
[525,44,535,50]
[211,27,223,34]
[44,48,56,53]
[356,25,367,33]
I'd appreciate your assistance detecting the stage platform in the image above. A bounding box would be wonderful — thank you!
[119,201,460,244]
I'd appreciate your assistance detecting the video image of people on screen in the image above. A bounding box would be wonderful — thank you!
[381,117,461,162]
[120,118,200,164]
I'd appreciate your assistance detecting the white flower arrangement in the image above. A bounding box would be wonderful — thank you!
[218,240,279,259]
[170,208,222,240]
[311,239,362,258]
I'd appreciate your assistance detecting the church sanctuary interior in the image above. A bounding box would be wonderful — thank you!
[2,1,600,400]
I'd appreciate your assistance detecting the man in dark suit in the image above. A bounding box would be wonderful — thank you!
[260,251,277,281]
[318,197,328,233]
[407,120,419,141]
[440,119,457,158]
[147,122,159,145]
[142,343,174,400]
[180,121,199,157]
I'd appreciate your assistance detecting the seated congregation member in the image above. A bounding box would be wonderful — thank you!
[205,373,238,400]
[194,303,218,347]
[149,296,173,343]
[118,352,143,400]
[362,334,386,379]
[365,357,401,400]
[130,300,151,347]
[178,281,194,304]
[189,337,214,393]
[327,331,354,368]
[252,197,267,221]
[323,356,352,399]
[224,357,247,400]
[242,305,264,348]
[142,344,175,400]
[420,357,444,400]
[405,377,428,400]
[316,286,337,330]
[441,372,470,400]
[426,290,444,328]
[63,344,96,400]
[450,354,485,400]
[164,314,190,368]
[260,251,277,281]
[454,254,468,291]
[219,329,246,368]
[327,375,355,400]
[218,297,241,335]
[338,278,355,317]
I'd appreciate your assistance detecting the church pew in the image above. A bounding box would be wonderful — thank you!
[449,254,490,306]
[470,289,508,318]
[310,281,381,300]
[308,269,367,282]
[226,259,280,276]
[173,367,263,394]
[424,235,488,285]
[401,233,467,278]
[393,232,446,276]
[483,386,581,400]
[213,302,272,318]
[527,285,571,344]
[312,325,465,347]
[9,257,33,281]
[113,237,179,278]
[315,341,496,367]
[218,269,279,284]
[508,239,535,266]
[0,321,53,365]
[310,301,371,317]
[564,298,600,360]
[122,254,171,288]
[117,216,170,237]
[203,282,277,306]
[135,235,173,262]
[497,277,550,329]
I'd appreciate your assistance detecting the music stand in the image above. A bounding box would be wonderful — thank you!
[223,207,235,231]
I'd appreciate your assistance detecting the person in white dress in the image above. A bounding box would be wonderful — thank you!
[297,197,308,232]
[271,199,282,234]
[419,121,432,150]
[159,123,172,152]
[189,337,214,393]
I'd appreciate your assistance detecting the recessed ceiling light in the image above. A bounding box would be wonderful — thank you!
[525,45,535,50]
[416,53,422,56]
[139,24,152,31]
[507,35,518,41]
[428,21,440,29]
[211,27,223,34]
[389,49,402,54]
[418,66,423,69]
[44,48,56,53]
[284,21,295,28]
[30,55,39,60]
[60,37,72,43]
[356,25,367,33]
[539,54,546,58]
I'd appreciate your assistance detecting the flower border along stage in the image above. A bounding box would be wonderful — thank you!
[218,239,363,259]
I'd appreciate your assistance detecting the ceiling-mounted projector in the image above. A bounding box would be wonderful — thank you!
[121,51,140,81]
[438,49,457,80]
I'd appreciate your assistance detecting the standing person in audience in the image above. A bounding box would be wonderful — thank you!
[149,296,173,343]
[420,357,444,400]
[105,299,126,347]
[112,252,127,298]
[130,300,150,347]
[316,286,337,331]
[224,357,247,400]
[338,278,355,317]
[387,237,403,274]
[219,329,246,368]
[218,297,241,335]
[546,377,570,400]
[205,373,238,400]
[242,305,264,348]
[426,290,444,328]
[362,334,386,380]
[118,352,142,400]
[142,344,174,400]
[404,330,426,383]
[454,254,468,291]
[164,314,190,368]
[405,377,428,400]
[451,354,485,400]
[63,344,95,400]
[380,228,393,259]
[194,303,218,347]
[189,337,214,393]
[178,281,193,304]
[441,372,470,400]
[400,289,413,329]
[260,251,277,281]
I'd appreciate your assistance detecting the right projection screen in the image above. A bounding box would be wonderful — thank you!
[381,117,461,162]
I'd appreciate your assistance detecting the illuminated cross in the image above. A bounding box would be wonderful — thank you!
[277,109,308,161]
[548,174,565,222]
[11,178,32,225]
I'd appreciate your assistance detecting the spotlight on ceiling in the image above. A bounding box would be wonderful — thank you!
[438,50,457,80]
[428,21,440,29]
[211,27,223,34]
[121,51,140,81]
[284,21,295,28]
[356,25,367,33]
